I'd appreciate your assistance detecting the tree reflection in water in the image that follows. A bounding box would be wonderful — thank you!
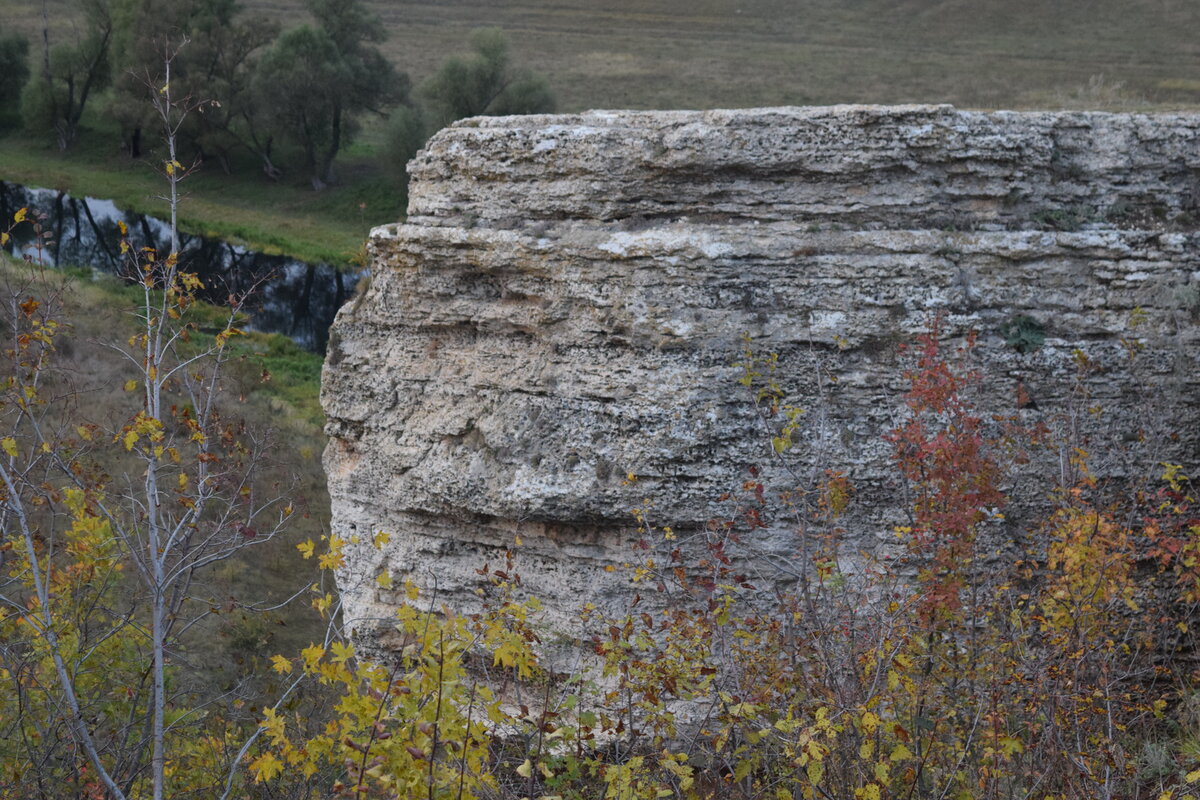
[0,181,359,353]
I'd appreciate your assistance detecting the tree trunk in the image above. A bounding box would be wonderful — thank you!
[317,102,343,188]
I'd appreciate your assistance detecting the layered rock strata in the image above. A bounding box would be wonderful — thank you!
[321,105,1200,643]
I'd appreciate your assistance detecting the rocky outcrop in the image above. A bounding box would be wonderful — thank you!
[321,105,1200,643]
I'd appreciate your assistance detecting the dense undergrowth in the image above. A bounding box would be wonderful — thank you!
[241,326,1200,800]
[2,183,1199,799]
[3,204,1198,797]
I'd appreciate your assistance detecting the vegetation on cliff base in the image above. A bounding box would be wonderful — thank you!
[2,190,1199,796]
[0,197,328,798]
[243,325,1200,800]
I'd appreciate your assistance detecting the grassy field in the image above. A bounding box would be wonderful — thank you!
[362,0,1200,112]
[7,0,1198,114]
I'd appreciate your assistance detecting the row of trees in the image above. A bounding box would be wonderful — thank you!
[1,0,555,190]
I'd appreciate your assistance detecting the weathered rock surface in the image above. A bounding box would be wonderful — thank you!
[322,106,1200,642]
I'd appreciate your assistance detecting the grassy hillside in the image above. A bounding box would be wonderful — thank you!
[8,0,1199,113]
[0,253,330,674]
[0,127,392,266]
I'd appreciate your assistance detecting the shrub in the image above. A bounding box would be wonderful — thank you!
[256,322,1200,799]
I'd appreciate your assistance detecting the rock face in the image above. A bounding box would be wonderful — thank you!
[321,106,1200,643]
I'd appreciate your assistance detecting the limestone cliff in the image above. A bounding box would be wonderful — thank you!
[321,105,1200,643]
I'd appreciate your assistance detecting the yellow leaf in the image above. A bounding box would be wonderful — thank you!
[313,593,333,614]
[13,208,26,224]
[270,655,292,674]
[301,644,325,672]
[330,641,354,664]
[260,707,287,746]
[516,759,533,778]
[124,430,138,451]
[376,571,393,589]
[860,711,880,735]
[998,735,1024,757]
[1187,768,1200,783]
[1,438,16,458]
[373,530,390,548]
[861,785,881,800]
[296,539,315,559]
[0,232,7,246]
[250,752,283,783]
[890,743,913,762]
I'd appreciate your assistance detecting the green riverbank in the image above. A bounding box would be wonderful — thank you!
[0,130,403,266]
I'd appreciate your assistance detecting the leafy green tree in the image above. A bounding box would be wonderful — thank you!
[381,104,428,185]
[253,0,407,190]
[419,27,556,129]
[0,32,29,129]
[20,0,113,150]
[381,28,554,189]
[107,0,277,168]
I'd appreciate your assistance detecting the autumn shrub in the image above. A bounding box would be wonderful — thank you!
[253,321,1200,800]
[0,114,324,798]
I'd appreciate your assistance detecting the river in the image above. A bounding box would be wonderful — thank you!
[0,181,360,353]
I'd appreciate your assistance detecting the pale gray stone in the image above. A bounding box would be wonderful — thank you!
[322,106,1200,650]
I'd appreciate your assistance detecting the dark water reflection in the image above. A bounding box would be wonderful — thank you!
[0,181,360,353]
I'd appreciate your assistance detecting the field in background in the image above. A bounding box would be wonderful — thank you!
[8,0,1199,113]
[1,0,1197,262]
